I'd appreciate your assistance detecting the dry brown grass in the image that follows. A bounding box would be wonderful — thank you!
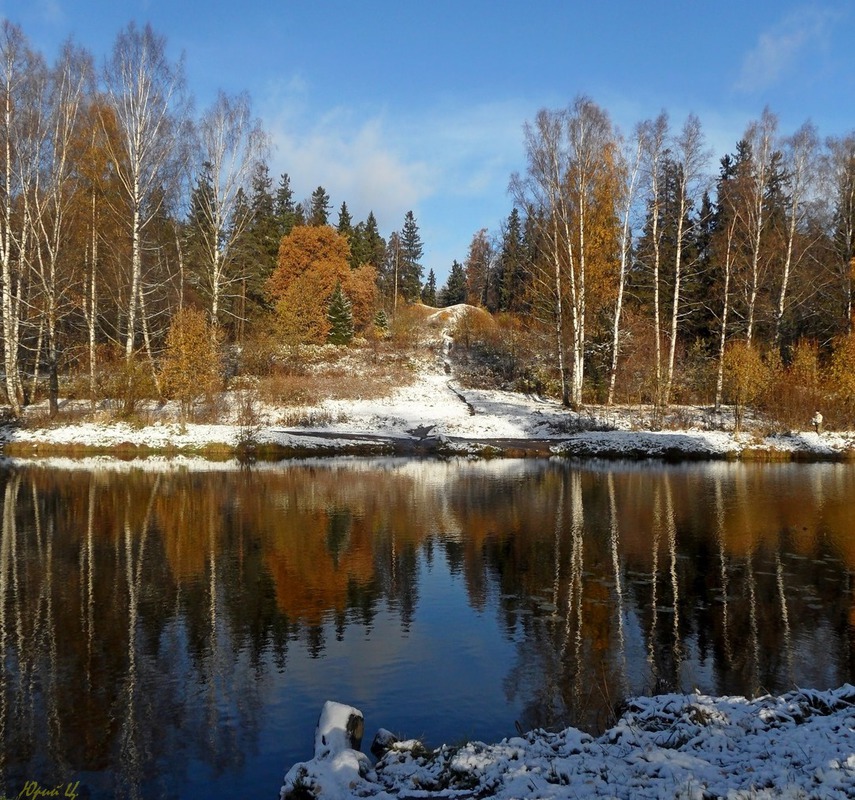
[253,343,419,408]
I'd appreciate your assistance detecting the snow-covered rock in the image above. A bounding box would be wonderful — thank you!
[280,701,369,800]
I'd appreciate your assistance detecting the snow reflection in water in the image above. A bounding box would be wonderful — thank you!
[0,457,854,799]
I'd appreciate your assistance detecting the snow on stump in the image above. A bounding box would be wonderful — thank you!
[280,701,370,800]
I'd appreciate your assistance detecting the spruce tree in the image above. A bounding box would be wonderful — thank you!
[399,210,424,302]
[309,186,332,226]
[373,308,389,335]
[275,172,297,237]
[327,281,354,344]
[439,260,467,306]
[421,268,437,306]
[351,211,386,271]
[248,162,279,264]
[498,207,526,311]
[337,201,353,238]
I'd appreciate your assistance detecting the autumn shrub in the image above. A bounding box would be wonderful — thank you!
[255,371,320,407]
[237,321,282,377]
[672,339,717,406]
[826,332,855,428]
[387,304,426,350]
[451,310,540,390]
[610,310,658,405]
[722,341,771,433]
[760,340,823,431]
[96,347,159,417]
[159,307,222,422]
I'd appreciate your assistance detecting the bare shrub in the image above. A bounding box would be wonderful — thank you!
[278,408,338,427]
[234,388,265,453]
[97,348,159,418]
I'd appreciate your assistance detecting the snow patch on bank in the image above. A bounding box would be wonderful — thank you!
[282,686,855,799]
[3,353,855,460]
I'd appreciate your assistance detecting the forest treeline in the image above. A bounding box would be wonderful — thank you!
[3,20,855,428]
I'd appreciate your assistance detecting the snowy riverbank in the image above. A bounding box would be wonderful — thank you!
[283,689,855,799]
[1,355,854,461]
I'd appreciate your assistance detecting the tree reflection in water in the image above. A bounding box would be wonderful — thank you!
[0,459,853,799]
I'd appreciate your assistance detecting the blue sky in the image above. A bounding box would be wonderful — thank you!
[5,1,854,285]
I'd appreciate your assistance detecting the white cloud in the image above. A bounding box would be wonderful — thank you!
[735,5,839,94]
[259,81,528,243]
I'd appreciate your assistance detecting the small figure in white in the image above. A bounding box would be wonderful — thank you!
[811,410,823,434]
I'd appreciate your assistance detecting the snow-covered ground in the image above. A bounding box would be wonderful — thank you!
[283,689,855,799]
[2,347,854,460]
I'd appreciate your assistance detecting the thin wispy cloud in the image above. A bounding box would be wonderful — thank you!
[735,5,839,93]
[261,82,527,237]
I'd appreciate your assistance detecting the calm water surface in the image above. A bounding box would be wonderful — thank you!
[1,457,854,798]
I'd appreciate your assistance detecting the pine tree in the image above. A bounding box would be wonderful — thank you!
[399,210,424,302]
[327,281,354,344]
[309,185,332,226]
[421,268,437,306]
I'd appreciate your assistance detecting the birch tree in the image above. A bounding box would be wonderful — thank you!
[664,113,709,404]
[740,108,778,346]
[511,97,618,408]
[30,41,94,416]
[637,112,670,410]
[192,90,267,329]
[607,125,643,405]
[823,133,855,333]
[0,22,44,414]
[773,121,818,347]
[511,107,572,404]
[100,22,189,362]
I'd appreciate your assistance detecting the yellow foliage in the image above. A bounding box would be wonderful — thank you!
[722,341,769,432]
[267,225,377,344]
[159,307,221,419]
[829,332,855,414]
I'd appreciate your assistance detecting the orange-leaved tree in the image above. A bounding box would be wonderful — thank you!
[160,307,221,422]
[267,225,376,344]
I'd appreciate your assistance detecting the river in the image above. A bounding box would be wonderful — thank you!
[0,457,853,798]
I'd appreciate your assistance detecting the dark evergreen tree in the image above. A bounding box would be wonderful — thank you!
[309,186,332,226]
[631,157,696,326]
[226,161,280,323]
[275,172,298,237]
[439,260,467,306]
[373,308,389,334]
[327,281,354,344]
[337,201,353,239]
[293,202,306,227]
[185,161,217,275]
[248,162,279,264]
[350,211,386,272]
[381,230,401,303]
[399,210,424,302]
[498,207,526,311]
[421,268,437,306]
